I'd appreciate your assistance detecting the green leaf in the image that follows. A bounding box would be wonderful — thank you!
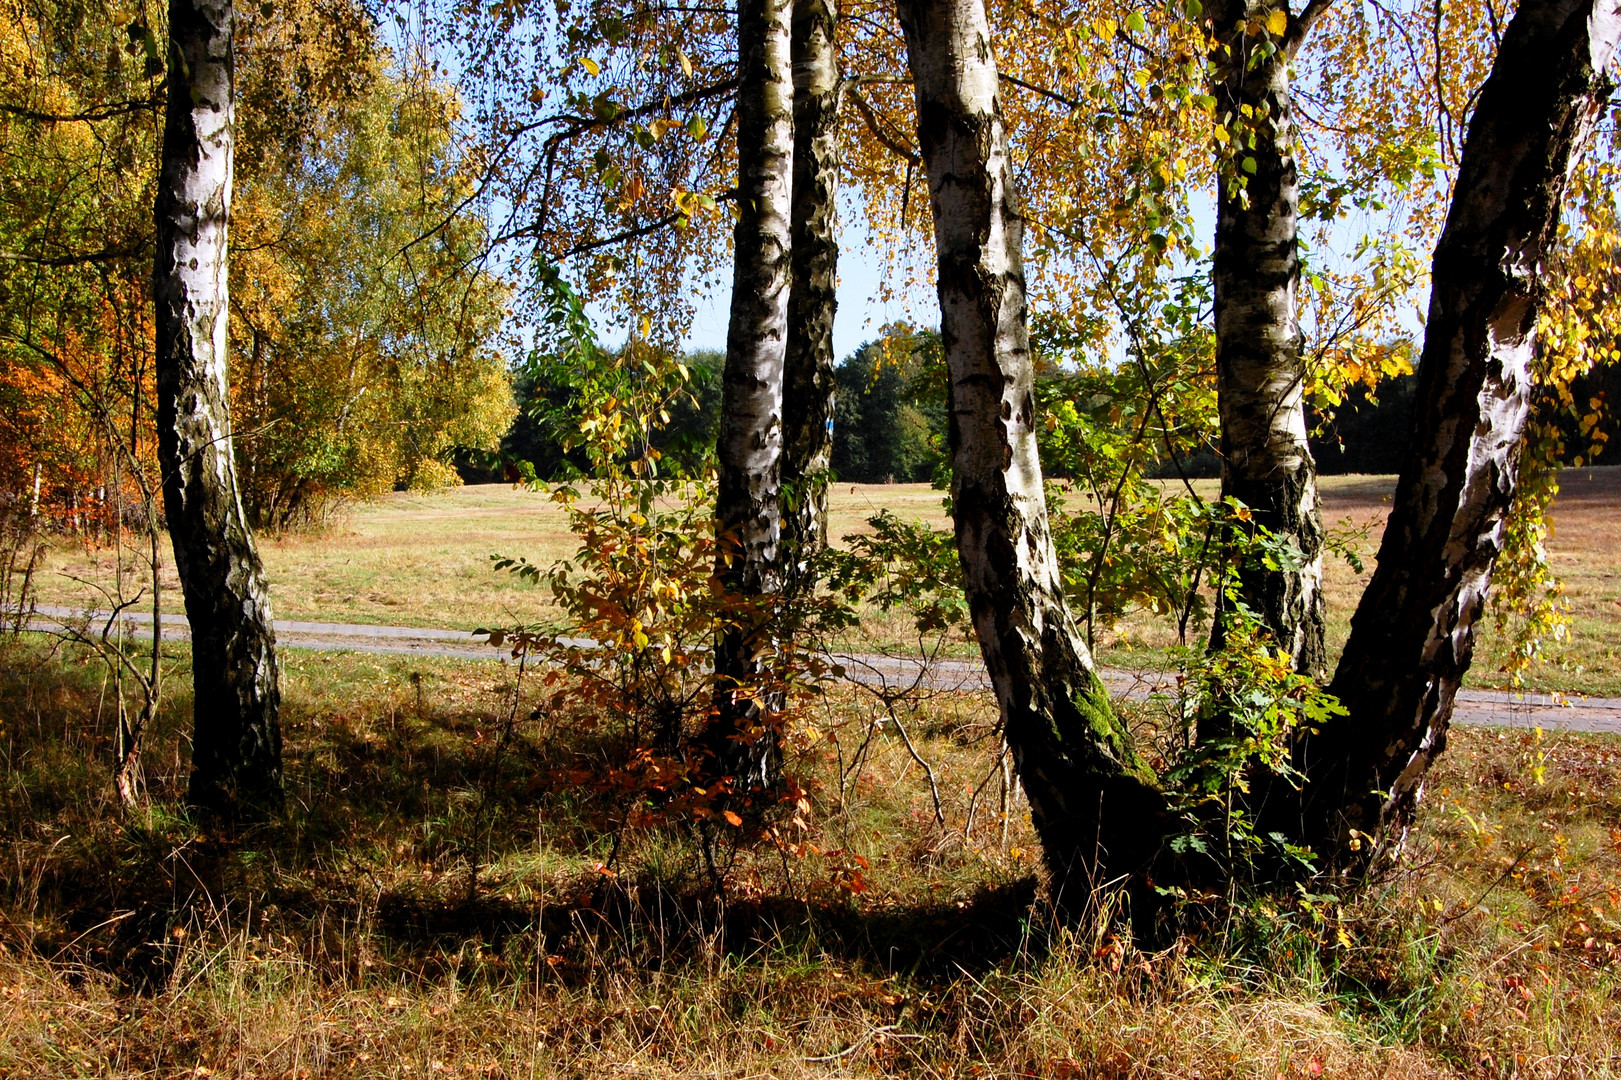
[1125,11,1146,33]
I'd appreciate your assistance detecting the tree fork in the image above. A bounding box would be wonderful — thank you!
[897,0,1169,919]
[1291,0,1621,868]
[154,0,283,817]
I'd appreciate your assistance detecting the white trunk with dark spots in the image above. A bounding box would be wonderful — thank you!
[153,0,283,816]
[709,0,794,791]
[898,0,1167,915]
[1296,0,1621,865]
[780,0,841,585]
[1206,0,1326,681]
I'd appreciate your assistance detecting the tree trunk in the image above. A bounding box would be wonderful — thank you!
[1205,0,1326,683]
[154,0,283,818]
[1295,0,1621,867]
[779,0,841,589]
[708,0,794,794]
[897,0,1167,917]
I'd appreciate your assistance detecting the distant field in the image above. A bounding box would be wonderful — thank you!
[28,469,1621,695]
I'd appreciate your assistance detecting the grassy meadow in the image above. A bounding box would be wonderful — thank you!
[4,468,1620,1076]
[26,469,1621,696]
[1,636,1619,1078]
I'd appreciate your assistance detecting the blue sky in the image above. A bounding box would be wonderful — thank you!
[680,221,933,362]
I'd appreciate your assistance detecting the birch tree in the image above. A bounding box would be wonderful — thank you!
[706,0,794,792]
[154,0,283,816]
[897,0,1168,914]
[1292,0,1621,867]
[1204,0,1335,680]
[779,0,841,587]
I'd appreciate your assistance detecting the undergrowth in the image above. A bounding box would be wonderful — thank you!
[1,638,1618,1078]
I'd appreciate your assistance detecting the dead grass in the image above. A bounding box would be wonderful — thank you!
[2,638,1618,1078]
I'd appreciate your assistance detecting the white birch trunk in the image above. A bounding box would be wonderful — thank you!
[153,0,283,816]
[1206,0,1326,681]
[898,0,1167,916]
[1295,0,1621,866]
[780,0,841,586]
[709,0,795,793]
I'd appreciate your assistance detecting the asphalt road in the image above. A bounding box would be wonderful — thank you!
[18,604,1621,736]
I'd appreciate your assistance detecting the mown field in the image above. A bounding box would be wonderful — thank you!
[28,469,1621,696]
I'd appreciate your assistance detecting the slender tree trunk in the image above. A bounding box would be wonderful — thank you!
[708,0,794,794]
[1292,0,1621,867]
[154,0,283,817]
[779,0,841,588]
[897,0,1167,918]
[1205,0,1326,683]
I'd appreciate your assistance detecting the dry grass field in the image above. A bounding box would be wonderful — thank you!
[5,472,1621,1077]
[27,468,1621,695]
[1,641,1619,1078]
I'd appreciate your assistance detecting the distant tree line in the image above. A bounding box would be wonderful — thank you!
[469,346,1619,489]
[461,336,953,486]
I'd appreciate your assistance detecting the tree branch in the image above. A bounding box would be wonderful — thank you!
[1286,0,1336,57]
[0,97,162,124]
[848,88,918,164]
[998,73,1138,117]
[0,241,149,267]
[558,189,738,257]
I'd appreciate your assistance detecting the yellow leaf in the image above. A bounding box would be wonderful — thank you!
[579,56,600,76]
[1266,9,1288,36]
[676,48,693,78]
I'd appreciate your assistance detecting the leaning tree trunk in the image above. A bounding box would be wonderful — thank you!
[779,0,841,590]
[1293,0,1621,869]
[154,0,283,817]
[707,0,794,795]
[1204,0,1326,684]
[897,0,1167,918]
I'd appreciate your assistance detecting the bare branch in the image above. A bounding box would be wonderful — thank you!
[0,97,161,124]
[848,87,918,165]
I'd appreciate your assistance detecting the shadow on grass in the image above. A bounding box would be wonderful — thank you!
[0,641,1047,994]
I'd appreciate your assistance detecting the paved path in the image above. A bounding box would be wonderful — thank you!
[17,605,1621,736]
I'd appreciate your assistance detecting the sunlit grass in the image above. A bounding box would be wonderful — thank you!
[2,639,1618,1077]
[25,469,1621,694]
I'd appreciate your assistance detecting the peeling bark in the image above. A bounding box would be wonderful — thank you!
[780,0,841,588]
[897,0,1168,915]
[1295,0,1621,866]
[1205,0,1326,682]
[708,0,794,792]
[154,0,283,817]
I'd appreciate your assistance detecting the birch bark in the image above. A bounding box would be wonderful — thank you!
[708,0,794,792]
[1206,0,1326,681]
[897,0,1167,914]
[780,0,841,587]
[153,0,283,815]
[1297,0,1621,864]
